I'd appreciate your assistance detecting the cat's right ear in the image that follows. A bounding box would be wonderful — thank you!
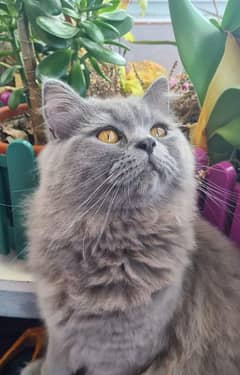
[42,79,87,140]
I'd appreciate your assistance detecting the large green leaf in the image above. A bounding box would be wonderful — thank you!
[105,39,130,51]
[99,10,128,21]
[6,1,18,17]
[211,116,240,148]
[93,20,120,40]
[0,2,8,13]
[37,16,79,39]
[69,59,86,96]
[0,66,18,86]
[37,49,71,78]
[206,87,240,139]
[79,37,125,65]
[61,0,75,10]
[84,3,115,11]
[168,0,226,105]
[81,20,104,44]
[102,15,133,38]
[40,0,62,15]
[222,0,240,32]
[24,0,68,48]
[62,7,80,19]
[87,0,101,7]
[192,34,240,149]
[97,0,120,13]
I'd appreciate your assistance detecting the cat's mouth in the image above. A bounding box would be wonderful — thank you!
[148,160,158,173]
[148,155,160,174]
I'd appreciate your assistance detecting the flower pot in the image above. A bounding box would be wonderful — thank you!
[195,148,240,247]
[0,105,43,258]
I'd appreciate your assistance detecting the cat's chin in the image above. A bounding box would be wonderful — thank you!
[136,170,160,194]
[116,171,168,209]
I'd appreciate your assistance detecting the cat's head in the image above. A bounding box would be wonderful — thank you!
[42,78,195,212]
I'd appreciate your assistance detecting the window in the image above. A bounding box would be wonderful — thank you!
[127,0,227,22]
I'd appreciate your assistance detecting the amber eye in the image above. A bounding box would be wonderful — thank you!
[150,126,167,138]
[97,129,119,144]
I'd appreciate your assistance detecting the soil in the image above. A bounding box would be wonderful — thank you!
[0,111,34,145]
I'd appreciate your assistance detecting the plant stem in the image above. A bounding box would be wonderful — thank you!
[9,26,28,89]
[131,40,176,46]
[212,0,220,19]
[17,12,46,145]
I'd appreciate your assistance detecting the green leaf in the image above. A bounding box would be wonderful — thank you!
[168,0,226,105]
[24,0,68,48]
[211,117,240,148]
[0,3,8,13]
[105,15,133,38]
[79,0,87,9]
[69,59,86,96]
[94,20,120,39]
[79,37,126,65]
[37,49,71,78]
[6,1,18,17]
[221,0,240,39]
[87,0,101,7]
[105,40,130,51]
[81,20,104,44]
[99,10,128,21]
[8,88,24,110]
[89,56,111,82]
[82,3,114,11]
[0,66,18,86]
[62,7,80,19]
[222,0,240,33]
[36,16,79,39]
[0,49,15,57]
[209,18,222,30]
[61,0,75,10]
[207,88,240,139]
[41,0,62,15]
[97,0,120,13]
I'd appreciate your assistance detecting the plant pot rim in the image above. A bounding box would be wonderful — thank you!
[0,103,44,155]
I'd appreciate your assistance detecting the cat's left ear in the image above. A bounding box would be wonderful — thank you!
[143,77,169,113]
[42,79,88,140]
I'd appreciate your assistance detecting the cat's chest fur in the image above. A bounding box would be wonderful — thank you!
[37,212,190,374]
[67,285,179,375]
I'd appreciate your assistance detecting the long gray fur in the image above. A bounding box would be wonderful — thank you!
[21,78,240,375]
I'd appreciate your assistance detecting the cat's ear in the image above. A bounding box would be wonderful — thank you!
[42,79,87,140]
[143,77,169,113]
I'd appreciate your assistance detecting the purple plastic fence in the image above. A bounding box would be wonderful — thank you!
[194,148,240,247]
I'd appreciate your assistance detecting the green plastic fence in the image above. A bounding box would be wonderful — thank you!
[0,140,38,259]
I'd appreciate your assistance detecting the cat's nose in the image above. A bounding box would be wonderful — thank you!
[135,138,156,154]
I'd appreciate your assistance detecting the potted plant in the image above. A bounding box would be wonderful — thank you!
[0,0,133,257]
[168,0,240,245]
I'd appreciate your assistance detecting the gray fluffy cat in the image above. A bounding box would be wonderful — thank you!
[21,78,240,375]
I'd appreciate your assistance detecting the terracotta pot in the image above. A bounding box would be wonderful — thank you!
[0,104,44,155]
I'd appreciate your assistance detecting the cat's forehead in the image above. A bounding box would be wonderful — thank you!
[89,97,170,132]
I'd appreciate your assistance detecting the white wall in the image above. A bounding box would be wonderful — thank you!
[126,21,182,72]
